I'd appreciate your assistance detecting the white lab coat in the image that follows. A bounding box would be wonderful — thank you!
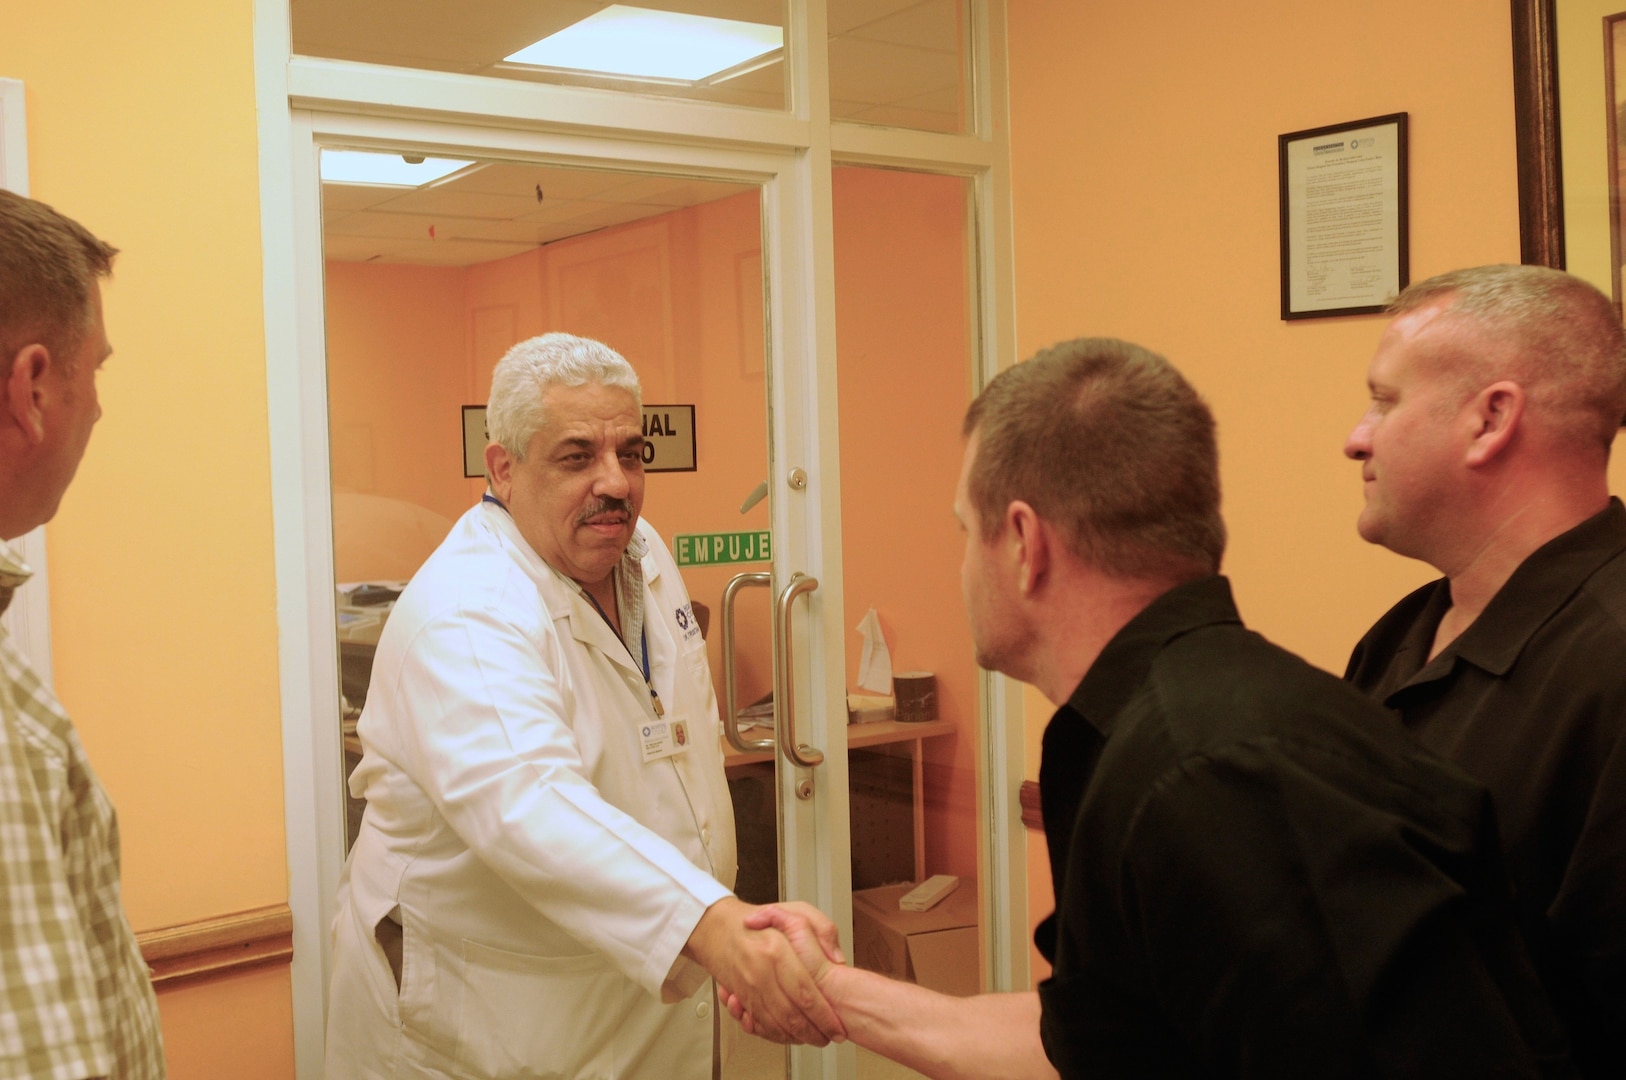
[326,503,738,1080]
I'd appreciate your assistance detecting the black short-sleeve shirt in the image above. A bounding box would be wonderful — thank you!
[1347,500,1626,1077]
[1037,576,1569,1078]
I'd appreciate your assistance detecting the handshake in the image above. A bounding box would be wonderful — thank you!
[683,897,850,1046]
[685,897,1055,1080]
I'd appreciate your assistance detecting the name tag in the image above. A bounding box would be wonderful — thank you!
[640,717,692,763]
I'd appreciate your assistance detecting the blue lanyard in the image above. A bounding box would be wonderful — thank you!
[486,492,661,714]
[580,588,650,682]
[581,588,661,716]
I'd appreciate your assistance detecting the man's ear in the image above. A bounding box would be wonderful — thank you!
[1464,380,1524,468]
[3,344,52,444]
[1006,500,1050,596]
[484,442,515,501]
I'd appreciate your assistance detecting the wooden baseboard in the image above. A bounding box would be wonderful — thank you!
[1020,779,1042,832]
[137,904,293,988]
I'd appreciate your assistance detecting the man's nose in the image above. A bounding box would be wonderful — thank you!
[1344,417,1372,461]
[594,453,631,495]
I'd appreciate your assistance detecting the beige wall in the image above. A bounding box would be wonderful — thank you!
[1007,0,1531,977]
[0,0,293,1075]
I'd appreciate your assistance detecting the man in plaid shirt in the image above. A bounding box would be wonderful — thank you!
[0,189,164,1078]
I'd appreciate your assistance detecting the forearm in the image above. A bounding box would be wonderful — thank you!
[820,966,1058,1080]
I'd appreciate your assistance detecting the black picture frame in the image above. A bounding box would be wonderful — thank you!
[1278,112,1411,320]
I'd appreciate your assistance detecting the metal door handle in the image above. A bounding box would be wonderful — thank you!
[774,573,824,769]
[720,572,773,753]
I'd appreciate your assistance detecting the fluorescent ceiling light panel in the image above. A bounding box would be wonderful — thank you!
[505,5,782,82]
[321,150,474,187]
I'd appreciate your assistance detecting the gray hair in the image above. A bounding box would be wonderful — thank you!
[485,333,641,459]
[1390,265,1626,447]
[962,337,1225,579]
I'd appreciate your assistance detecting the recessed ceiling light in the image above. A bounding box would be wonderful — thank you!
[504,5,782,83]
[320,150,474,187]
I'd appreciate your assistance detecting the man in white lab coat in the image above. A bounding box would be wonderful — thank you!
[326,333,842,1079]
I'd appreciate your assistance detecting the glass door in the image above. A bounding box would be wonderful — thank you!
[313,142,983,1080]
[266,4,1018,1078]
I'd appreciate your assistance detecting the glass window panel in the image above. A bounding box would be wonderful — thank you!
[831,165,982,992]
[828,0,969,134]
[292,0,789,111]
[321,152,768,853]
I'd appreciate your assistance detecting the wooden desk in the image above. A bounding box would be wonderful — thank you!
[725,718,955,883]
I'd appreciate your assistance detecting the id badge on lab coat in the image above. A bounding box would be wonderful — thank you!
[640,717,692,763]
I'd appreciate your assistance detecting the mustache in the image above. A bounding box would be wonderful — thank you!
[576,497,635,525]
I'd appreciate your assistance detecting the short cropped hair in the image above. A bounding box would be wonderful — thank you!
[0,189,118,374]
[1390,265,1626,447]
[962,338,1225,578]
[486,333,641,460]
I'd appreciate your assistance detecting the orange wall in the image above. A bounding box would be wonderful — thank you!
[1008,0,1524,979]
[831,167,978,879]
[325,261,472,524]
[0,0,293,1074]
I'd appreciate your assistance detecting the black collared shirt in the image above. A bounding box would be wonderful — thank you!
[1348,499,1626,1078]
[1037,576,1569,1078]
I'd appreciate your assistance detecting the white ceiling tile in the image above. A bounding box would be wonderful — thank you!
[322,183,400,212]
[327,211,493,242]
[845,0,963,53]
[387,238,542,267]
[610,175,755,207]
[515,196,632,225]
[828,0,921,36]
[374,187,538,220]
[446,161,639,201]
[828,36,960,107]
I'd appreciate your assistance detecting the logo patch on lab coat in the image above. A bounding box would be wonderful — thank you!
[675,602,702,643]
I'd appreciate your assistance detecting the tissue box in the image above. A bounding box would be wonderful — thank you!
[850,879,979,996]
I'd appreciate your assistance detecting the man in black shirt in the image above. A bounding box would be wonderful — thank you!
[727,338,1569,1077]
[1345,265,1626,1076]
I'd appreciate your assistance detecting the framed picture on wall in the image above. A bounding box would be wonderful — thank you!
[1277,113,1410,320]
[1513,0,1626,316]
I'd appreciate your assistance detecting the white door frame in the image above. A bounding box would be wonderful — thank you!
[253,4,1022,1077]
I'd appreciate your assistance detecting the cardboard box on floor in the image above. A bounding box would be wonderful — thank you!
[851,879,979,997]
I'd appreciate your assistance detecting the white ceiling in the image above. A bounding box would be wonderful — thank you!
[322,160,757,266]
[308,0,965,266]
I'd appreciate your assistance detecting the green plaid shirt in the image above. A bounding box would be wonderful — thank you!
[0,541,165,1079]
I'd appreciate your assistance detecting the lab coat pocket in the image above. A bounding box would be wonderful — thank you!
[454,940,626,1080]
[681,643,710,687]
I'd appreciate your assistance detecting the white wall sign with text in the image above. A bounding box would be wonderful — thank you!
[462,403,697,477]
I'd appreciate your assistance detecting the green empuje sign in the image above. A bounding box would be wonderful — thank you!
[673,530,772,566]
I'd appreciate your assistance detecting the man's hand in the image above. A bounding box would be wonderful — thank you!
[719,902,847,1039]
[683,897,847,1045]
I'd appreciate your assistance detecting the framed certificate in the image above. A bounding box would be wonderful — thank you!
[1278,113,1410,320]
